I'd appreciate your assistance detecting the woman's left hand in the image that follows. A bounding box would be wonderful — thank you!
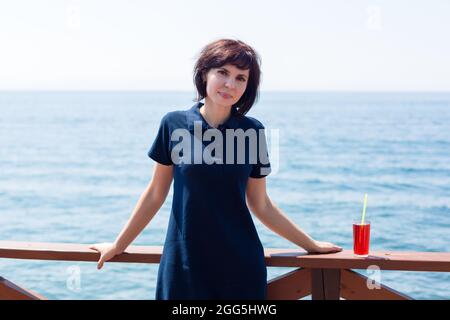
[306,240,343,254]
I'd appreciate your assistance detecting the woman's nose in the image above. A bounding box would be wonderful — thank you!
[224,78,236,89]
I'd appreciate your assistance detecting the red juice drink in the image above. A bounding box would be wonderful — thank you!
[353,221,370,256]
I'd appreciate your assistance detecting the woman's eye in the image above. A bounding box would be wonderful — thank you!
[218,70,226,75]
[239,78,246,82]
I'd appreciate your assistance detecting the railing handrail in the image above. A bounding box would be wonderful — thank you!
[1,241,450,272]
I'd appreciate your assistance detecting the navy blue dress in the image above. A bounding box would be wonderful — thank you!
[148,101,271,300]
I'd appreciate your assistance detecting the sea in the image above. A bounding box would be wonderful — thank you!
[0,91,449,299]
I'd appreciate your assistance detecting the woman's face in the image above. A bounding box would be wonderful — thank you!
[204,63,249,108]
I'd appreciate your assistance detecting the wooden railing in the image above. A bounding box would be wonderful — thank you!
[1,241,450,300]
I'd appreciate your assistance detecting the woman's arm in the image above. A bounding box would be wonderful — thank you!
[246,177,342,253]
[112,162,173,254]
[91,162,173,269]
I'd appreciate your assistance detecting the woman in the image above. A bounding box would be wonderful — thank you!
[90,39,342,300]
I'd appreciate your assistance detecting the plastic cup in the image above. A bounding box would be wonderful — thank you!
[353,221,370,257]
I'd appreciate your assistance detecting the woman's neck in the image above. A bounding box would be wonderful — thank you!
[200,97,232,128]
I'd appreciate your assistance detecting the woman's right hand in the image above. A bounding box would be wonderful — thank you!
[89,243,121,270]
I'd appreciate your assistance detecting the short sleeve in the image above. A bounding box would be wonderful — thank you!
[148,114,173,165]
[250,124,271,179]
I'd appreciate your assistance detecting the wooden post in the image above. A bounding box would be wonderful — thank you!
[311,268,341,300]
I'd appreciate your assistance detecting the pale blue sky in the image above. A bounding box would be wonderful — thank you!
[0,0,449,91]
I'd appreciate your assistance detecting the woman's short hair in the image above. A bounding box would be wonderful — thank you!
[193,39,262,116]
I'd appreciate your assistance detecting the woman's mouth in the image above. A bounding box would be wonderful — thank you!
[218,91,232,99]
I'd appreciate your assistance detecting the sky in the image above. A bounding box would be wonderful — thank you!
[0,0,449,91]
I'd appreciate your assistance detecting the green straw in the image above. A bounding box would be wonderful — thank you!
[360,193,368,225]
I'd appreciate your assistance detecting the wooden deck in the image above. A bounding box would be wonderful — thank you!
[1,241,450,300]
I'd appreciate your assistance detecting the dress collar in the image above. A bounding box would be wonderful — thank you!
[186,101,240,131]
